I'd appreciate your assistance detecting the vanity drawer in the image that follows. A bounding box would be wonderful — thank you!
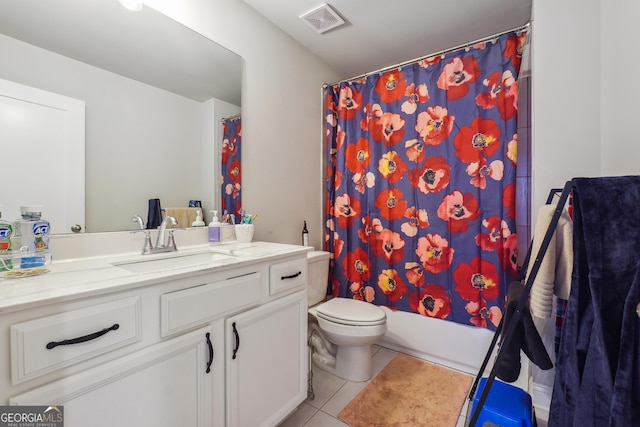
[161,272,261,337]
[10,296,141,385]
[269,257,307,295]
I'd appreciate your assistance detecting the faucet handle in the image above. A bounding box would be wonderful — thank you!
[141,232,154,255]
[167,230,177,251]
[131,230,154,254]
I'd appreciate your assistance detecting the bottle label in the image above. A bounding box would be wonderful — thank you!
[0,224,12,252]
[0,225,12,240]
[32,221,50,252]
[33,223,49,236]
[208,226,221,243]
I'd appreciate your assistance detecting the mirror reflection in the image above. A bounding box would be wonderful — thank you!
[0,0,241,234]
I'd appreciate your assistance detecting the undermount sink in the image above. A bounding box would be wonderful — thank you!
[209,242,276,257]
[112,252,235,274]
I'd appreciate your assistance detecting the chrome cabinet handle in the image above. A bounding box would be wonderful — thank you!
[46,323,119,349]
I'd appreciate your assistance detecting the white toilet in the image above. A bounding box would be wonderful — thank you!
[306,251,387,382]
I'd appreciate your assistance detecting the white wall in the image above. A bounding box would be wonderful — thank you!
[144,0,340,250]
[601,2,640,175]
[531,0,602,402]
[531,0,601,211]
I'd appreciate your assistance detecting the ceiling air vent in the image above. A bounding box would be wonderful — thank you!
[299,4,345,34]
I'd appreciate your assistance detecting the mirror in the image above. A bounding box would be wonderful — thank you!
[0,0,241,234]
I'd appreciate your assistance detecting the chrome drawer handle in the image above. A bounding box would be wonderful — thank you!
[281,271,302,280]
[46,323,120,350]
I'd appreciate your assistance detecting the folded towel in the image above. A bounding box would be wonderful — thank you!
[164,207,200,228]
[527,204,573,318]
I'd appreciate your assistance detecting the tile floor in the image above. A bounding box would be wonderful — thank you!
[278,345,471,427]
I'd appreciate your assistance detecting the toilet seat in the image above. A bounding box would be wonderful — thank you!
[316,298,386,326]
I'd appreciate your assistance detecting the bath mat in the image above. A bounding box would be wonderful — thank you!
[338,353,472,427]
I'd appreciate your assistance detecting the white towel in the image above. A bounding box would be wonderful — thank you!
[527,205,573,318]
[553,210,573,300]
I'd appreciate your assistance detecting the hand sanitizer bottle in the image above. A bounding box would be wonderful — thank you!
[208,210,221,243]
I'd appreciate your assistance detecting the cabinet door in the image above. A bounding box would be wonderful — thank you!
[10,326,215,427]
[226,290,308,427]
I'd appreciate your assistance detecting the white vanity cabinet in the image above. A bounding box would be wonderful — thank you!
[10,325,215,427]
[226,290,307,427]
[0,246,309,427]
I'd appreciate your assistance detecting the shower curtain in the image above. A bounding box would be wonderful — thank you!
[324,30,526,329]
[221,116,241,220]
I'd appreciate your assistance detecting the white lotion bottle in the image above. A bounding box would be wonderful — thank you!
[208,210,221,242]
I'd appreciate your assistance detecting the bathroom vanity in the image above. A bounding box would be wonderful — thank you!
[0,240,309,427]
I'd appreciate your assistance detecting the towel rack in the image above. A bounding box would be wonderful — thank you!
[467,181,573,427]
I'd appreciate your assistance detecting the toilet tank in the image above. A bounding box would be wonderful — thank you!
[307,251,330,306]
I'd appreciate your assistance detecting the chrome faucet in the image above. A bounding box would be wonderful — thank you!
[130,214,179,255]
[156,216,178,250]
[131,214,145,230]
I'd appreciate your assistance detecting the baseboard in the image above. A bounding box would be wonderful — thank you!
[532,383,552,426]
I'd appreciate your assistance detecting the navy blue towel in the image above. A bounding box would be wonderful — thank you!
[146,198,162,229]
[550,176,640,426]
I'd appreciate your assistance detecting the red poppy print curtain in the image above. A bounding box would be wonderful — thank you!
[221,116,241,219]
[324,31,526,329]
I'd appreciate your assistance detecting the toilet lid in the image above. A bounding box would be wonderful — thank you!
[316,298,386,326]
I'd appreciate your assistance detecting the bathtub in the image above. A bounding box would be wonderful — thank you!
[379,306,504,375]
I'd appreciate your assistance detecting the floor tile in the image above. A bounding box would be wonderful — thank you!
[370,346,398,376]
[321,379,369,417]
[304,410,350,427]
[278,402,318,427]
[306,365,347,409]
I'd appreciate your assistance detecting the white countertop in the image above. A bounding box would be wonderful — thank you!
[0,241,311,314]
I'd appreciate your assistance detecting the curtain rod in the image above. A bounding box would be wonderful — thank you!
[221,113,241,123]
[324,20,531,88]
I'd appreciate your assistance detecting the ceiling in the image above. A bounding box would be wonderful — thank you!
[242,0,532,80]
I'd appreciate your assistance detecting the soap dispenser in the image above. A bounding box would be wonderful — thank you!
[208,210,221,242]
[192,209,206,227]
